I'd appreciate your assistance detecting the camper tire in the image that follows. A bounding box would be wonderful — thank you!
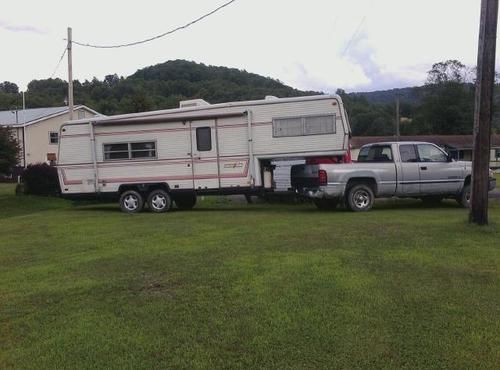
[147,189,172,213]
[175,193,197,210]
[119,190,144,213]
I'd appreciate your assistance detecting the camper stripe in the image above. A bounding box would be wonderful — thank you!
[60,121,273,139]
[60,159,249,186]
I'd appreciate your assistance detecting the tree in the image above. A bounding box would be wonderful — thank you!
[426,60,472,84]
[413,60,475,134]
[0,126,20,175]
[0,81,19,94]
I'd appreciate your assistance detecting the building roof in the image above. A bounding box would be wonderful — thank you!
[0,105,100,127]
[351,135,500,149]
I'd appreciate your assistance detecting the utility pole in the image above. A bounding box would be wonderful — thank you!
[67,27,74,120]
[395,95,400,141]
[470,0,498,225]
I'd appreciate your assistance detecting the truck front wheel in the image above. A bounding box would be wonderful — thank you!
[346,184,374,212]
[458,184,471,208]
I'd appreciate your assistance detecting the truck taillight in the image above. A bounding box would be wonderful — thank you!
[318,169,327,186]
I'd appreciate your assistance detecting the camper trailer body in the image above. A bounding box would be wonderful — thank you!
[57,95,351,212]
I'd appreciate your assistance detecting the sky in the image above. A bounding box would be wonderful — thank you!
[0,0,498,94]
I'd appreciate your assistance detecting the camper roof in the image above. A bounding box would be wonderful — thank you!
[67,94,341,126]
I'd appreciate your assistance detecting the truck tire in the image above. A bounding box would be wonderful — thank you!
[313,198,339,210]
[175,193,197,210]
[120,190,144,213]
[458,184,471,208]
[346,184,374,212]
[147,189,172,213]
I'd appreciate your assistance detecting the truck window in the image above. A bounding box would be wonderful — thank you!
[417,144,447,162]
[357,145,393,162]
[399,144,418,162]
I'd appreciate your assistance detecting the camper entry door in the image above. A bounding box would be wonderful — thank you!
[190,119,220,190]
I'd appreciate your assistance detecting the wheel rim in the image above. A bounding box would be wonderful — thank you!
[465,190,471,204]
[124,194,139,211]
[151,194,167,210]
[353,189,370,209]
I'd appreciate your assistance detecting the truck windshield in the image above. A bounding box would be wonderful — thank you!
[357,145,393,162]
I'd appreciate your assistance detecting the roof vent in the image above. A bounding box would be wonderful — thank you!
[265,95,279,100]
[179,99,210,108]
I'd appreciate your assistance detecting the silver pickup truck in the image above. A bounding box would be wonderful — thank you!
[291,141,497,211]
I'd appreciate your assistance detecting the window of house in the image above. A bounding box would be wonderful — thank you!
[496,148,500,159]
[196,127,212,151]
[77,110,85,119]
[49,131,59,144]
[273,114,336,137]
[103,141,156,161]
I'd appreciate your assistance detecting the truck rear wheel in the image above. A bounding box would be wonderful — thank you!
[313,198,339,210]
[147,189,172,213]
[175,193,197,210]
[120,190,144,213]
[346,184,374,212]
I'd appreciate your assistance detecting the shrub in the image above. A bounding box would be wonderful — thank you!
[22,163,60,196]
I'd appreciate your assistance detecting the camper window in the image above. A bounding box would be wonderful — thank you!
[104,141,156,160]
[196,127,212,151]
[273,114,336,137]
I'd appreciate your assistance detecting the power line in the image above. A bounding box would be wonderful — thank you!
[71,0,238,49]
[342,16,366,55]
[50,46,67,79]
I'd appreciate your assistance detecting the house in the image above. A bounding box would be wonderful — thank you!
[351,135,500,169]
[0,105,101,172]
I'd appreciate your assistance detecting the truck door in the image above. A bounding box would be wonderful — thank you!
[416,143,462,194]
[190,120,220,190]
[398,144,420,195]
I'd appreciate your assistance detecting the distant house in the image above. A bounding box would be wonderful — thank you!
[0,106,101,172]
[351,135,500,169]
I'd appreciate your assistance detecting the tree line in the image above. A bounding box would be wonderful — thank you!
[1,59,499,137]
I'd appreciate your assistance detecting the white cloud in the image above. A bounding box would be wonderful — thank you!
[0,0,496,93]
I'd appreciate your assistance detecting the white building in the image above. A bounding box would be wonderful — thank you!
[0,106,100,171]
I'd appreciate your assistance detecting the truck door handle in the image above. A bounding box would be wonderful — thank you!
[420,166,427,170]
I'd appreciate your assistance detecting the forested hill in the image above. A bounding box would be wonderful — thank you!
[1,59,499,135]
[0,60,318,115]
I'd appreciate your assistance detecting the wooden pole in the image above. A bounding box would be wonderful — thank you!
[67,27,74,120]
[470,0,498,225]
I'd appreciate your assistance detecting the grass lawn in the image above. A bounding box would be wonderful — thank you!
[1,183,500,369]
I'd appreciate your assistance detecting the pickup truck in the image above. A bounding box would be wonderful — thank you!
[291,141,497,211]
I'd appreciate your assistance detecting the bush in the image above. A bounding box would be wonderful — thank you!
[22,163,60,196]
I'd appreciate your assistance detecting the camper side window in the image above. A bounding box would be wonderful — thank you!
[104,141,156,160]
[196,127,212,151]
[273,114,336,137]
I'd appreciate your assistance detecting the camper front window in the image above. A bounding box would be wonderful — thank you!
[104,141,156,160]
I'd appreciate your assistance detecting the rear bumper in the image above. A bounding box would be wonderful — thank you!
[295,183,345,199]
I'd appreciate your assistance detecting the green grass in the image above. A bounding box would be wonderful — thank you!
[1,183,500,369]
